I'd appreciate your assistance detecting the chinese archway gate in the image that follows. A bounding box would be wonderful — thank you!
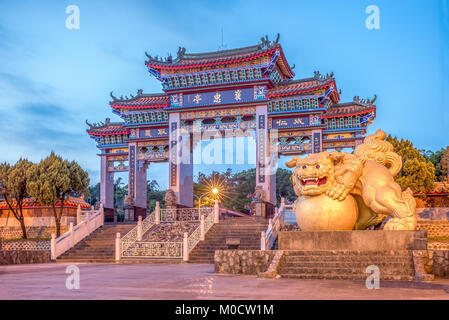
[87,35,376,222]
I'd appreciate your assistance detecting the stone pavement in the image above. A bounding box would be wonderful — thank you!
[1,263,449,300]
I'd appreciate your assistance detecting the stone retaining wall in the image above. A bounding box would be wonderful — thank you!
[0,226,69,240]
[417,220,449,238]
[214,250,276,275]
[0,250,51,265]
[424,250,449,278]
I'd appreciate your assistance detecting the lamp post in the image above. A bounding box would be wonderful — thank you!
[193,188,219,218]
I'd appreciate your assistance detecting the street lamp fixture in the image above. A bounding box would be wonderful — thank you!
[194,187,220,218]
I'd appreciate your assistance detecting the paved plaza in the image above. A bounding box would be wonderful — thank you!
[1,263,449,300]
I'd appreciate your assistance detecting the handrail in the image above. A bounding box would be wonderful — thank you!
[184,200,219,261]
[120,212,155,256]
[261,198,290,250]
[187,207,215,253]
[51,204,104,259]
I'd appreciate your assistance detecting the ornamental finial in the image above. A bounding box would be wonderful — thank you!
[177,47,186,59]
[110,91,117,101]
[85,119,93,129]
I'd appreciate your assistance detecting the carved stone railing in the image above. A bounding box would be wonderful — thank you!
[117,200,220,260]
[160,207,213,222]
[51,204,104,259]
[261,198,293,250]
[2,240,50,251]
[183,200,219,261]
[120,211,155,257]
[124,241,183,258]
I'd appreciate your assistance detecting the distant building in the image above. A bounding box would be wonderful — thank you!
[0,195,90,228]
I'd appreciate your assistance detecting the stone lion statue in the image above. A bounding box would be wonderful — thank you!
[251,185,266,202]
[124,195,134,207]
[286,129,417,231]
[164,189,177,207]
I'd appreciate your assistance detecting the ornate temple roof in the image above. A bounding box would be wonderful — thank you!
[144,34,294,78]
[323,96,377,118]
[109,90,169,109]
[86,118,128,135]
[267,72,338,99]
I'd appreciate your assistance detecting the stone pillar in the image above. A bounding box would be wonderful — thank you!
[135,160,147,220]
[312,129,322,153]
[128,143,147,221]
[255,105,276,205]
[100,155,114,222]
[169,112,193,208]
[115,232,121,261]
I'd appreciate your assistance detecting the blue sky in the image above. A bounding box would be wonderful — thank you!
[0,0,448,189]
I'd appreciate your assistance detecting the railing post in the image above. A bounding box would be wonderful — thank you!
[281,197,285,207]
[51,233,56,260]
[268,218,273,230]
[183,232,189,261]
[76,204,81,225]
[115,232,121,261]
[69,222,74,248]
[200,215,205,241]
[155,201,160,225]
[214,199,219,224]
[137,216,143,241]
[260,231,266,251]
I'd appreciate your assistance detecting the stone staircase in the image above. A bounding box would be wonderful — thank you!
[56,224,135,263]
[188,217,269,264]
[278,250,415,281]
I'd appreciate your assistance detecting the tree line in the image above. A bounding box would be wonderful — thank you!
[0,152,90,238]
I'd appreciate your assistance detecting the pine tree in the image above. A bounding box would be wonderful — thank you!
[386,135,435,193]
[27,153,89,237]
[0,159,33,238]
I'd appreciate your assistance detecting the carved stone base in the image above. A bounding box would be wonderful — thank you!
[104,208,115,222]
[134,207,147,221]
[254,202,265,218]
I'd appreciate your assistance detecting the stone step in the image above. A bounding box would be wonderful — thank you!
[283,250,412,256]
[56,258,115,263]
[282,256,412,263]
[280,274,415,281]
[57,224,135,260]
[279,265,413,275]
[282,258,413,267]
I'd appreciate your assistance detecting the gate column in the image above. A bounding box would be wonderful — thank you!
[100,155,115,222]
[128,143,148,221]
[169,112,193,208]
[255,105,276,205]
